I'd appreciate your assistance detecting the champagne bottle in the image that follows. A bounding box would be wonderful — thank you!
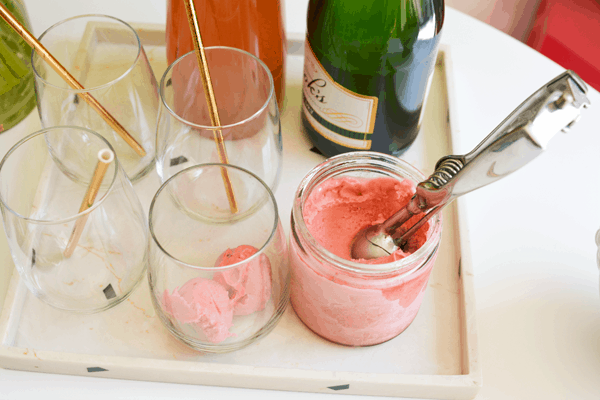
[0,0,35,133]
[302,0,444,157]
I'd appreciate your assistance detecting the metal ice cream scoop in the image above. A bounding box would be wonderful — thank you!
[351,70,591,260]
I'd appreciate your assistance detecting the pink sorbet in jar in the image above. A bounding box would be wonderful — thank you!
[290,159,442,347]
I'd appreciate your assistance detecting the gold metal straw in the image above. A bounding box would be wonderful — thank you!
[0,4,146,157]
[63,149,114,258]
[183,0,238,214]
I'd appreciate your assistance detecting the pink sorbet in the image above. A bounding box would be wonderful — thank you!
[290,176,439,346]
[303,176,430,262]
[214,245,272,316]
[162,277,234,343]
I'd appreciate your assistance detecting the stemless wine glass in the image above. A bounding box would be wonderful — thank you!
[148,164,289,353]
[156,47,282,191]
[32,14,158,182]
[0,126,148,313]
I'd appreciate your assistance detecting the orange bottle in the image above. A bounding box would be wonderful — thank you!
[166,0,286,109]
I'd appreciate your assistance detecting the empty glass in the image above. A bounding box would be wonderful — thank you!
[156,47,282,191]
[148,164,289,352]
[0,126,148,313]
[32,14,158,182]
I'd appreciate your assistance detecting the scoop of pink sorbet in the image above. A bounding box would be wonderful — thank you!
[214,245,272,316]
[162,277,234,343]
[303,176,430,263]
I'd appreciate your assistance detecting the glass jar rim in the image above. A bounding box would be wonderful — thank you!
[32,14,142,93]
[0,126,120,225]
[159,47,276,131]
[292,151,443,276]
[149,163,280,272]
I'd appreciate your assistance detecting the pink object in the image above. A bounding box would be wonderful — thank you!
[162,278,235,343]
[291,174,440,346]
[214,245,272,316]
[303,177,430,262]
[161,245,273,344]
[290,243,436,346]
[527,0,600,92]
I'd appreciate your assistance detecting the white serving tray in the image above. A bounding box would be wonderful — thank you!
[0,24,481,399]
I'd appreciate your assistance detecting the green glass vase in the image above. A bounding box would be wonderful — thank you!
[0,0,35,133]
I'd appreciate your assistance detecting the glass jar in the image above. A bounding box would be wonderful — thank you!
[0,0,36,132]
[289,152,443,346]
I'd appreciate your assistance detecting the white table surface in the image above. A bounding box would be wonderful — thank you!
[2,1,600,399]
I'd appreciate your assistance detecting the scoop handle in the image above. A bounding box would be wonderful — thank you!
[415,70,590,209]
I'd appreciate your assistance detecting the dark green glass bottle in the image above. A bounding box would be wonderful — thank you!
[302,0,444,157]
[0,0,35,133]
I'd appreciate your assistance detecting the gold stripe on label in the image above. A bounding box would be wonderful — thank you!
[303,100,372,150]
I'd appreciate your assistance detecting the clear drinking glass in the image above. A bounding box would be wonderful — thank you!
[0,126,148,313]
[156,47,282,191]
[149,164,289,352]
[32,14,158,182]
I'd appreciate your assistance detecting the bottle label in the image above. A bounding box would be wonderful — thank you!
[302,40,378,150]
